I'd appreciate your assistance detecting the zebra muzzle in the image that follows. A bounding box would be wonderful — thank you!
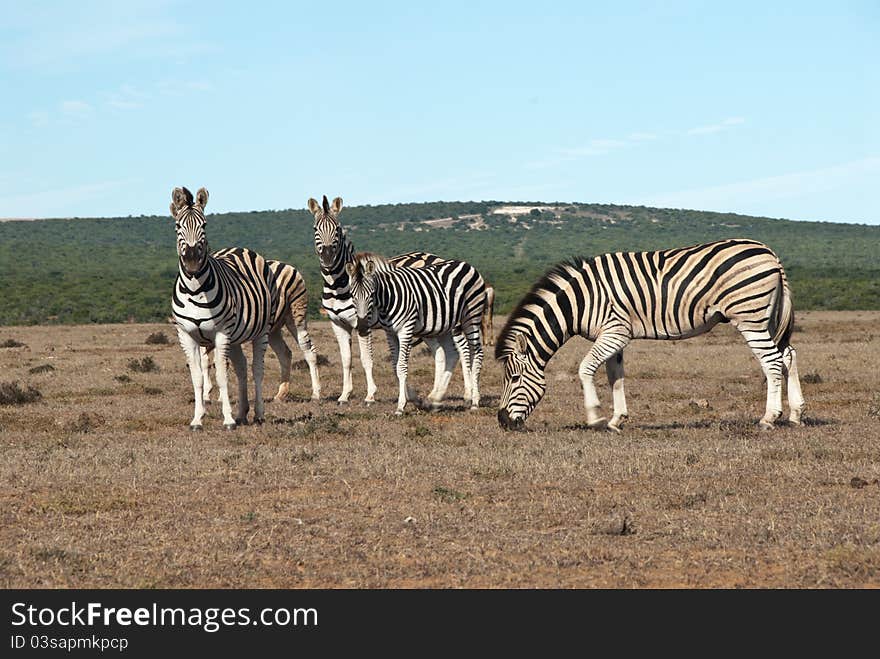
[497,408,524,432]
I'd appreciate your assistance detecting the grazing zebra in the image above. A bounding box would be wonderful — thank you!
[170,186,279,430]
[482,285,496,346]
[496,238,805,432]
[309,195,466,404]
[346,256,486,415]
[200,253,321,403]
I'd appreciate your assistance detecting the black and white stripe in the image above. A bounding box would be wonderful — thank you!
[496,238,805,431]
[347,256,486,414]
[171,186,280,430]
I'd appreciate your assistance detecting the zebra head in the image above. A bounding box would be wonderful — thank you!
[345,259,378,331]
[308,195,344,270]
[497,333,546,431]
[170,186,209,276]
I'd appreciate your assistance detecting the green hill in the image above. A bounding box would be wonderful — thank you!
[1,201,877,325]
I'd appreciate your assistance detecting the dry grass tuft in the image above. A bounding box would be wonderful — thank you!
[802,372,823,384]
[0,381,42,405]
[127,356,160,373]
[0,338,26,348]
[145,331,171,345]
[28,364,55,374]
[63,412,106,433]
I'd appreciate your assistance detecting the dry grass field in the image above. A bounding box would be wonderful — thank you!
[1,311,878,588]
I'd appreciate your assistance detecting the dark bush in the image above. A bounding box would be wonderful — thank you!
[0,382,42,405]
[127,357,160,373]
[145,332,171,345]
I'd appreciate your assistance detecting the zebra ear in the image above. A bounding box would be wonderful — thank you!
[170,187,189,218]
[514,333,529,356]
[345,262,356,278]
[307,198,321,215]
[195,187,209,209]
[364,260,376,276]
[331,197,343,215]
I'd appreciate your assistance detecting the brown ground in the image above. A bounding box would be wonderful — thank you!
[1,311,878,588]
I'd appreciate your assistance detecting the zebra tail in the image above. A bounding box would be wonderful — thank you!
[771,267,794,351]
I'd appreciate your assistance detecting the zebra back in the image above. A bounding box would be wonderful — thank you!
[496,238,791,364]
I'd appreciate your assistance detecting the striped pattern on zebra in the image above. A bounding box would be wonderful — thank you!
[170,186,279,430]
[202,251,321,402]
[495,238,805,432]
[309,194,465,404]
[346,255,486,414]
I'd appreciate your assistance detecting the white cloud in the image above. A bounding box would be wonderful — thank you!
[60,100,93,117]
[0,179,134,218]
[28,111,49,127]
[686,116,746,135]
[638,157,880,215]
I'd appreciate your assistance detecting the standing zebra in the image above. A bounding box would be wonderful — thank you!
[200,252,321,403]
[496,238,805,432]
[170,186,278,430]
[346,256,486,415]
[309,195,465,404]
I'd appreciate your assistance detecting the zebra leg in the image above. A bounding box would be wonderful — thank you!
[605,351,628,433]
[200,347,213,404]
[386,331,418,404]
[428,334,460,407]
[394,328,415,415]
[287,317,321,401]
[330,320,354,403]
[737,327,784,429]
[179,329,206,430]
[423,337,444,406]
[227,343,249,426]
[451,331,472,401]
[782,345,805,425]
[356,328,378,404]
[268,328,293,402]
[579,330,631,429]
[251,334,268,424]
[213,335,238,429]
[465,322,483,410]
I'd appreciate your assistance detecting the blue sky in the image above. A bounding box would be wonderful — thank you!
[1,1,877,223]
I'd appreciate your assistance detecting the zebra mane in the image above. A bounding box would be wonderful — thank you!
[494,257,584,360]
[355,251,394,272]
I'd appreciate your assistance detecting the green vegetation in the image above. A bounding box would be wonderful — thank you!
[0,201,877,325]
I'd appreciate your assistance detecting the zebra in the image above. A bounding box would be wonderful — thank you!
[346,255,486,415]
[200,253,321,403]
[309,195,479,404]
[170,186,279,430]
[356,252,476,406]
[495,238,805,432]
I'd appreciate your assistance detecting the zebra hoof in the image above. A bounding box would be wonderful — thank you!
[587,417,607,430]
[758,420,775,431]
[223,423,237,431]
[364,400,375,407]
[337,399,350,406]
[253,417,265,426]
[394,409,405,416]
[190,424,203,432]
[235,418,249,426]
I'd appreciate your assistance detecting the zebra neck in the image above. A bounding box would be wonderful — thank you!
[320,238,356,287]
[503,267,587,367]
[177,258,214,292]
